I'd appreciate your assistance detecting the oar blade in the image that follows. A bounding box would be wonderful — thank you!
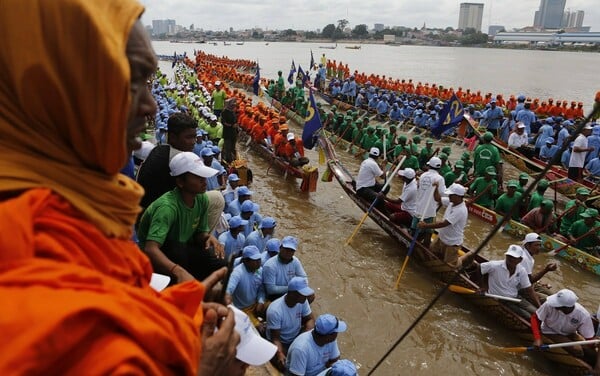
[499,346,528,353]
[448,284,476,295]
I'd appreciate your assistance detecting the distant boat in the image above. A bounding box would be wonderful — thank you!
[223,42,231,46]
[265,42,269,45]
[345,45,361,50]
[210,42,218,46]
[236,42,244,45]
[319,43,337,49]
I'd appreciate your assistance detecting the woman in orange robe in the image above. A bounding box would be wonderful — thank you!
[0,1,238,375]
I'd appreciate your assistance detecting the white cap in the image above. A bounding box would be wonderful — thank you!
[169,152,219,178]
[287,132,295,141]
[584,124,594,130]
[516,122,526,129]
[398,168,415,179]
[215,80,222,86]
[369,147,380,157]
[230,305,277,366]
[504,244,523,258]
[444,183,466,196]
[427,156,442,169]
[210,114,218,121]
[522,232,542,245]
[546,289,578,308]
[133,141,155,161]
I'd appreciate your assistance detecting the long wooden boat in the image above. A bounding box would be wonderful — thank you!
[237,129,318,192]
[319,134,595,375]
[466,202,600,277]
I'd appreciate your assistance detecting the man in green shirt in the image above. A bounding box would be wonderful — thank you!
[438,153,452,177]
[527,179,549,211]
[468,166,498,208]
[138,152,226,283]
[410,135,422,155]
[568,208,600,254]
[444,160,467,187]
[360,126,378,151]
[559,187,590,236]
[473,132,500,177]
[400,147,420,170]
[276,70,285,99]
[495,180,523,220]
[419,139,437,169]
[393,135,408,159]
[211,80,227,117]
[516,173,529,195]
[461,152,473,175]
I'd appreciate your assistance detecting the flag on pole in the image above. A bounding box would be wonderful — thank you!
[297,65,307,86]
[430,94,464,137]
[302,88,322,149]
[310,49,315,70]
[287,60,296,84]
[252,64,260,96]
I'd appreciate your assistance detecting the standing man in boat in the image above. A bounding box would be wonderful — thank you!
[413,157,446,247]
[569,124,594,182]
[483,99,504,137]
[473,132,500,177]
[417,183,469,266]
[221,98,239,164]
[520,233,556,298]
[211,80,227,118]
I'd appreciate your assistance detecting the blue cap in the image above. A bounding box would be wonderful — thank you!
[228,173,240,182]
[196,129,205,137]
[200,148,215,157]
[266,238,281,253]
[562,120,573,126]
[288,277,314,296]
[331,359,358,376]
[259,217,277,229]
[545,137,554,144]
[237,186,253,196]
[242,245,261,260]
[315,314,348,335]
[228,215,248,228]
[281,236,298,251]
[211,145,221,154]
[241,200,256,213]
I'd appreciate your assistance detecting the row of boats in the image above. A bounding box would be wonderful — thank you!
[227,78,599,374]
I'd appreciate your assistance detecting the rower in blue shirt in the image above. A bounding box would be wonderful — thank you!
[354,89,365,108]
[515,102,536,137]
[539,138,559,162]
[484,100,504,135]
[263,236,310,301]
[376,97,389,119]
[557,120,572,148]
[586,125,600,163]
[218,216,247,259]
[535,119,555,154]
[245,217,277,252]
[389,103,403,121]
[585,157,600,177]
[225,245,266,325]
[368,95,379,110]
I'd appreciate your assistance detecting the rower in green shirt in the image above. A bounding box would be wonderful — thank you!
[559,187,590,236]
[400,148,419,170]
[516,173,529,195]
[418,139,436,168]
[461,152,473,175]
[360,126,378,150]
[410,135,422,155]
[444,160,467,187]
[393,135,408,159]
[438,153,452,177]
[527,179,549,211]
[568,208,600,255]
[468,166,498,208]
[495,180,523,220]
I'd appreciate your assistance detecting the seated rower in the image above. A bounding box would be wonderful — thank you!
[467,166,498,209]
[520,233,557,298]
[508,122,535,159]
[380,168,417,227]
[567,208,600,256]
[521,199,557,234]
[531,289,597,364]
[477,245,541,319]
[539,137,559,162]
[355,147,389,211]
[495,180,523,221]
[559,187,590,237]
[279,132,310,167]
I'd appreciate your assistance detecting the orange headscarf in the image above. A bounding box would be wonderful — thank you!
[0,0,144,238]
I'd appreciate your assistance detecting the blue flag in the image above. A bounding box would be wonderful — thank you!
[252,64,260,95]
[310,49,315,70]
[287,60,296,84]
[297,65,307,86]
[430,94,464,137]
[302,89,322,149]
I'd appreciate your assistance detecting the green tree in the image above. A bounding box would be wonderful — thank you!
[322,23,336,39]
[352,24,369,39]
[283,29,297,36]
[337,19,349,31]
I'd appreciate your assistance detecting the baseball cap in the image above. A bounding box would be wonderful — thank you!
[228,173,240,182]
[584,124,593,130]
[265,238,281,253]
[546,289,578,308]
[259,217,277,229]
[369,147,380,157]
[522,232,542,246]
[516,122,526,129]
[507,180,519,188]
[237,186,254,196]
[505,244,523,258]
[576,187,590,195]
[398,168,416,179]
[330,359,358,376]
[581,208,599,218]
[519,173,529,180]
[427,157,442,169]
[485,166,496,176]
[241,200,257,213]
[445,183,466,197]
[288,277,314,296]
[287,132,295,141]
[483,132,494,141]
[454,160,464,169]
[537,179,549,188]
[242,245,262,260]
[230,305,277,366]
[169,152,218,178]
[281,235,298,251]
[315,314,348,335]
[228,215,248,228]
[215,80,221,86]
[200,148,215,157]
[211,146,221,154]
[545,137,554,144]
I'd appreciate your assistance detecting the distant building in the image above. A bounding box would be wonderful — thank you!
[494,31,600,44]
[567,10,585,28]
[383,34,398,43]
[374,23,385,32]
[533,0,566,29]
[488,25,505,36]
[458,3,484,32]
[152,19,176,36]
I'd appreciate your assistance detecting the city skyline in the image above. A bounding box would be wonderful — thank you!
[139,0,598,32]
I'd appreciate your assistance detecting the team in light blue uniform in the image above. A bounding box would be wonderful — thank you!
[263,236,309,300]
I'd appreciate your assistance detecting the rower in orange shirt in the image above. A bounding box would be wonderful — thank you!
[549,100,563,117]
[279,132,309,167]
[495,94,506,108]
[536,101,548,116]
[575,102,584,119]
[564,101,577,120]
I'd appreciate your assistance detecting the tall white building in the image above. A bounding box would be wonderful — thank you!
[151,19,176,36]
[568,10,585,28]
[458,3,484,32]
[533,0,566,29]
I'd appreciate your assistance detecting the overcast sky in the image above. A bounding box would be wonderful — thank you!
[140,0,598,32]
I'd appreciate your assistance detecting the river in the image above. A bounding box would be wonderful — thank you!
[152,41,600,375]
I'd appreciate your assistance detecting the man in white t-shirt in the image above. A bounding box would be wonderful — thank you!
[530,289,596,361]
[380,168,417,227]
[569,125,594,181]
[417,183,468,266]
[355,147,388,211]
[478,245,541,319]
[412,157,446,247]
[507,122,535,158]
[520,232,557,298]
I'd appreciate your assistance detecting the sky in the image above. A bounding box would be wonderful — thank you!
[140,0,599,33]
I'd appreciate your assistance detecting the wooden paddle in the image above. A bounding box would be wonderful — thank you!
[549,224,600,256]
[394,185,436,289]
[346,157,406,245]
[500,339,600,353]
[448,285,522,303]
